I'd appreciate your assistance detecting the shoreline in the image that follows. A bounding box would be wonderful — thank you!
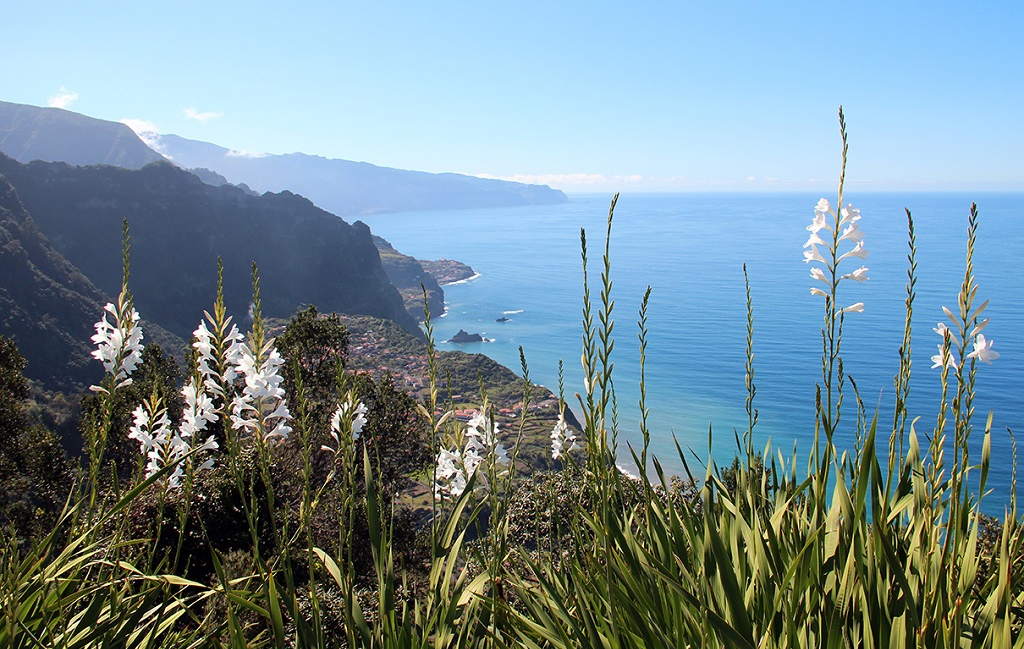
[439,271,481,286]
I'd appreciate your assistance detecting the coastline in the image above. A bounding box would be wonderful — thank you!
[440,272,481,286]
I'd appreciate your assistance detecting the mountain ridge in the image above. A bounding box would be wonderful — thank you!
[148,132,568,216]
[0,100,164,169]
[0,100,568,217]
[0,153,421,345]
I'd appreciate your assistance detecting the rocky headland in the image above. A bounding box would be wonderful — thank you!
[419,258,477,285]
[373,236,478,322]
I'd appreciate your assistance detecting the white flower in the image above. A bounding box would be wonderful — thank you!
[932,308,998,369]
[931,344,958,370]
[433,409,508,502]
[550,412,578,460]
[803,231,829,249]
[840,302,864,314]
[466,411,500,449]
[809,267,829,284]
[352,402,368,437]
[804,199,867,309]
[841,266,869,282]
[128,400,181,487]
[129,383,218,490]
[463,444,485,477]
[803,245,826,264]
[326,394,368,454]
[128,404,160,454]
[90,302,144,388]
[837,240,869,263]
[193,318,244,395]
[230,338,292,443]
[179,380,217,442]
[839,203,861,226]
[434,448,468,500]
[838,222,865,244]
[493,441,509,465]
[966,333,999,364]
[178,379,219,474]
[807,210,831,234]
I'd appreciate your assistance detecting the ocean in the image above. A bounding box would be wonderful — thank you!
[363,192,1024,513]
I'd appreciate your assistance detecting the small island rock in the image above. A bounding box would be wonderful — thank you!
[448,329,484,343]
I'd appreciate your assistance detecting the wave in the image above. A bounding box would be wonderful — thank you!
[446,272,482,286]
[502,309,524,315]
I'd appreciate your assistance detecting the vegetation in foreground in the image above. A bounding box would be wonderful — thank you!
[1,110,1022,647]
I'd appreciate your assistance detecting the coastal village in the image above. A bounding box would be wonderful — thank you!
[337,313,571,475]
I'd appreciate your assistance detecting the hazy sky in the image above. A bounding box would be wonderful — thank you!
[4,1,1021,192]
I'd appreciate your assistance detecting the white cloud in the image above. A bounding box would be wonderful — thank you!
[226,149,268,159]
[120,118,159,134]
[119,119,165,154]
[745,176,757,182]
[183,107,223,123]
[46,87,79,109]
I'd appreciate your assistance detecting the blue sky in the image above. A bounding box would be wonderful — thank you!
[4,1,1021,192]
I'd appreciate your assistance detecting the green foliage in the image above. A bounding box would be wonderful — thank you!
[277,305,350,416]
[0,335,73,543]
[350,372,431,497]
[718,453,771,500]
[435,351,526,404]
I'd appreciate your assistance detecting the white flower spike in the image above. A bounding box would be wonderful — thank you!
[550,411,578,461]
[90,302,144,389]
[804,198,868,305]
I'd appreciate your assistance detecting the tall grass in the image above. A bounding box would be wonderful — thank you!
[2,110,1021,646]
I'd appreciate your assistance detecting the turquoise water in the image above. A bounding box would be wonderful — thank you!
[363,192,1024,512]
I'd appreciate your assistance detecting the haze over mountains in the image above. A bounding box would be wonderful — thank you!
[0,100,567,216]
[147,133,567,216]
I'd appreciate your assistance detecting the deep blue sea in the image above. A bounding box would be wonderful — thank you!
[363,192,1024,514]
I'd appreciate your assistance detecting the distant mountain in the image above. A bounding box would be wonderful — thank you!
[0,154,421,345]
[148,133,568,216]
[0,100,568,216]
[186,166,258,195]
[0,100,164,169]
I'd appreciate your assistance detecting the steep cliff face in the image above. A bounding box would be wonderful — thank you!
[0,175,107,390]
[0,154,421,342]
[372,235,445,320]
